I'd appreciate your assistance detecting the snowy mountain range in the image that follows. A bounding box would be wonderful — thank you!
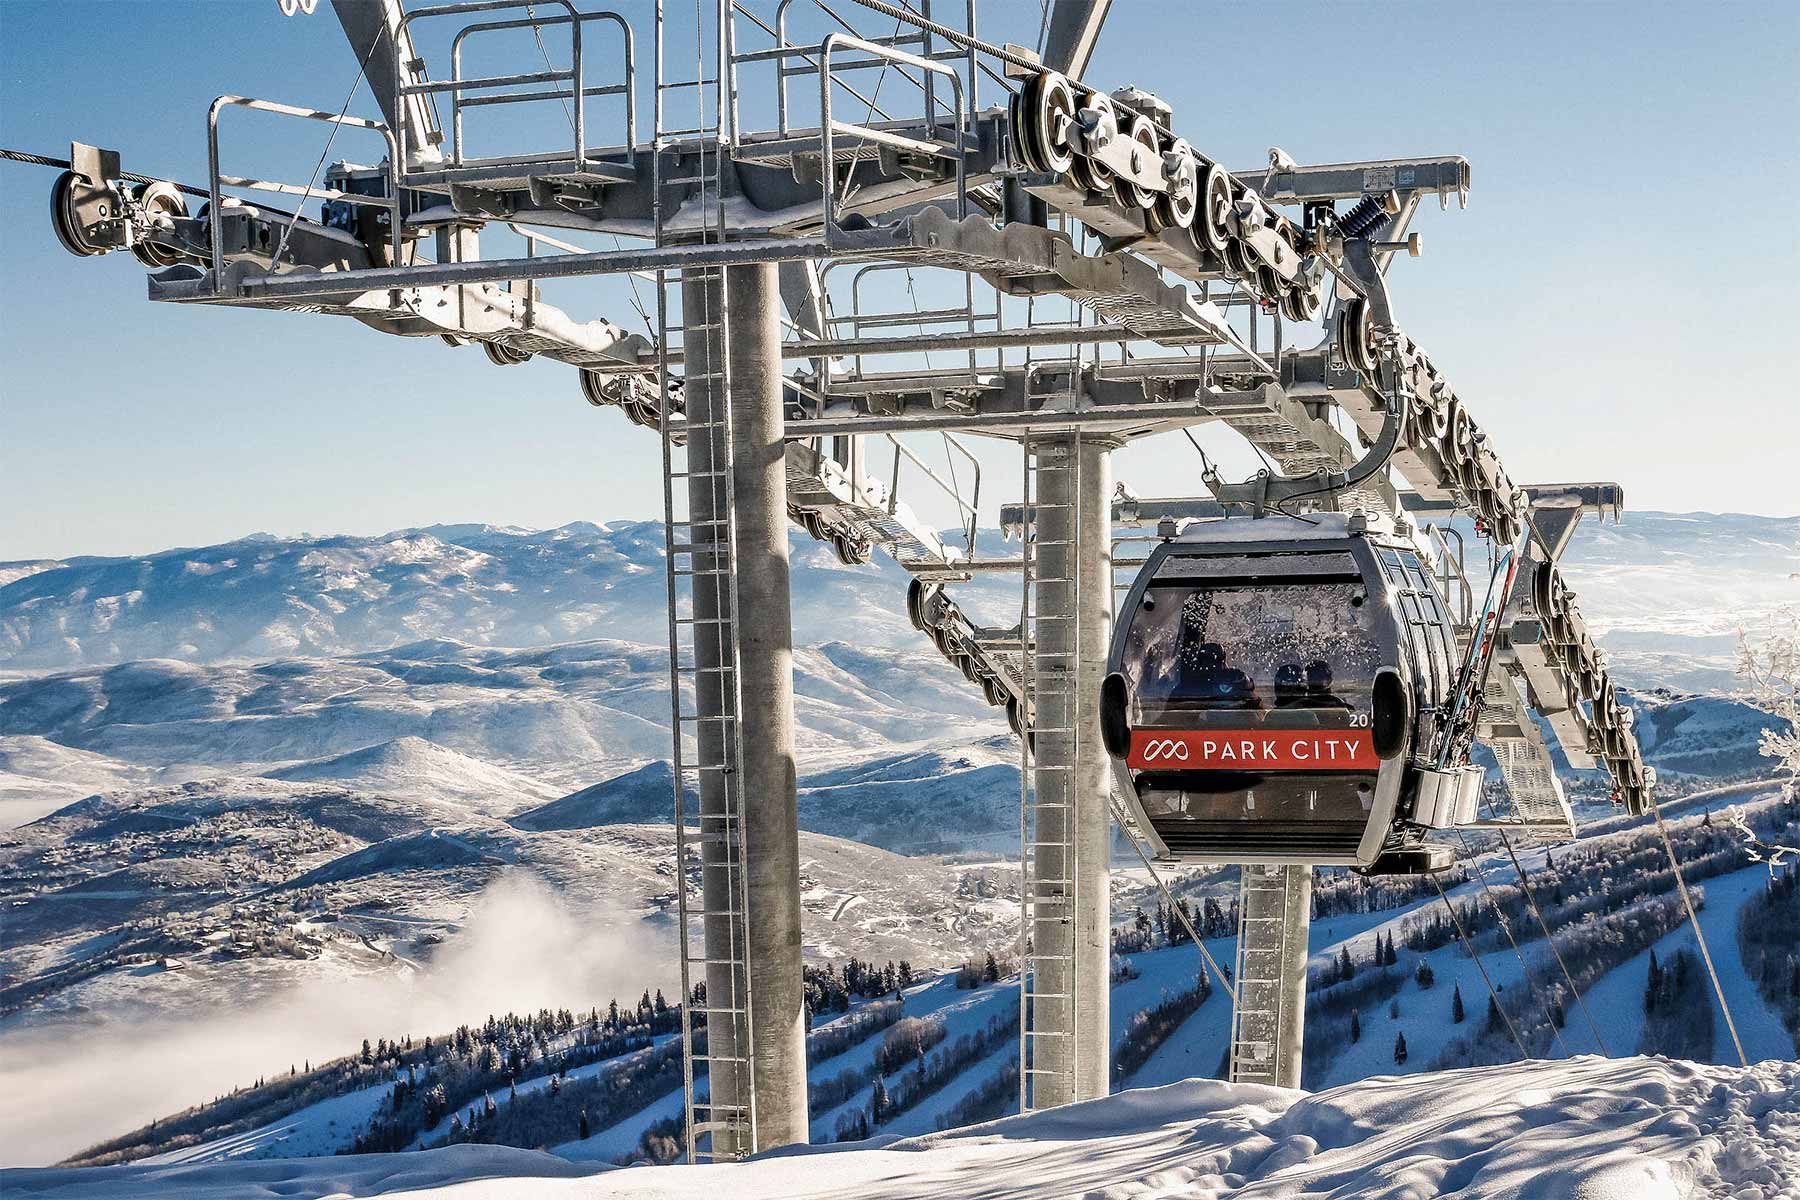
[0,522,1018,671]
[4,512,1793,685]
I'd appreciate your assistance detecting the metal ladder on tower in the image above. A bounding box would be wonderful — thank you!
[1017,430,1083,1111]
[1228,864,1300,1086]
[656,0,757,1165]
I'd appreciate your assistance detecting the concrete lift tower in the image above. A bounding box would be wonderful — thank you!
[14,0,1657,1158]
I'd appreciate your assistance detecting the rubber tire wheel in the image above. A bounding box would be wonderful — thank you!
[906,578,928,631]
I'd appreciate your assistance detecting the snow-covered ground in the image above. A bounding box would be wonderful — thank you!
[8,1055,1796,1198]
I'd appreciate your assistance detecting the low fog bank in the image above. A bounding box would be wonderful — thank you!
[0,875,672,1165]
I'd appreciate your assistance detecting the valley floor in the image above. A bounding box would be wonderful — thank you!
[7,1055,1797,1199]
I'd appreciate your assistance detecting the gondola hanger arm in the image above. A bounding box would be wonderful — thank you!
[1206,387,1410,515]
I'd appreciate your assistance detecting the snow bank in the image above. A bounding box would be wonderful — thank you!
[8,1055,1795,1198]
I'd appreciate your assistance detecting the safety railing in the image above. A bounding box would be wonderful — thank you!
[819,33,965,236]
[206,96,400,278]
[766,0,976,134]
[886,432,981,559]
[396,1,635,177]
[822,260,1000,392]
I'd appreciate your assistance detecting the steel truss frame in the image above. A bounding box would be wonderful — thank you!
[19,0,1657,1138]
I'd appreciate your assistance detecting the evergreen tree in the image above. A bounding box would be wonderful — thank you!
[983,951,1000,983]
[871,1076,889,1125]
[1415,960,1435,989]
[1350,1008,1361,1043]
[1393,1031,1408,1065]
[898,960,913,990]
[361,1038,373,1065]
[422,1083,448,1125]
[1388,998,1400,1019]
[579,1108,591,1140]
[1452,983,1465,1024]
[1485,995,1503,1034]
[1645,950,1663,1014]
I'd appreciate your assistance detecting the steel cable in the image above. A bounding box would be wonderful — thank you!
[270,24,385,270]
[1499,830,1611,1056]
[1648,795,1748,1066]
[1455,832,1573,1057]
[0,147,211,199]
[1431,872,1531,1060]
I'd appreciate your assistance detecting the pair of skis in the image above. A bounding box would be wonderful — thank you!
[1435,518,1532,770]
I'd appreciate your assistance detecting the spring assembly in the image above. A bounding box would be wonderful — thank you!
[1338,193,1391,239]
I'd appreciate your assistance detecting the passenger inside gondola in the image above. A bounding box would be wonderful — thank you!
[1304,659,1350,709]
[1273,663,1307,708]
[1176,640,1261,709]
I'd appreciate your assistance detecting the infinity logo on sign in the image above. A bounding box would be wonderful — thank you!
[1141,739,1190,762]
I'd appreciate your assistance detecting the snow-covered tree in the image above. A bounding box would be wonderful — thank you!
[1738,604,1799,800]
[1452,983,1465,1024]
[1393,1031,1408,1064]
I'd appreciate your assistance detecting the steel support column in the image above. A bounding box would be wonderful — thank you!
[683,263,810,1153]
[1029,433,1114,1105]
[1230,863,1312,1089]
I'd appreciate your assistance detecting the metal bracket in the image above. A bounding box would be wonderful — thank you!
[1208,387,1409,513]
[69,142,120,187]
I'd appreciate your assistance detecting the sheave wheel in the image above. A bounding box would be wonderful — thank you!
[1154,140,1199,231]
[1034,74,1078,177]
[129,181,188,268]
[51,171,109,258]
[1069,91,1116,194]
[1198,163,1233,256]
[1120,115,1162,212]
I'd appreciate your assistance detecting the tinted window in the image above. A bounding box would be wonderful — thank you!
[1120,582,1381,725]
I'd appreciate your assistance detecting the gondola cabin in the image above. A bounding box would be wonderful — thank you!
[1102,513,1481,874]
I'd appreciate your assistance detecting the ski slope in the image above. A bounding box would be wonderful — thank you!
[8,1055,1796,1198]
[87,850,1794,1173]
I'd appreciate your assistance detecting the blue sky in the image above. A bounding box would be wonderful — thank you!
[2,0,1796,560]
